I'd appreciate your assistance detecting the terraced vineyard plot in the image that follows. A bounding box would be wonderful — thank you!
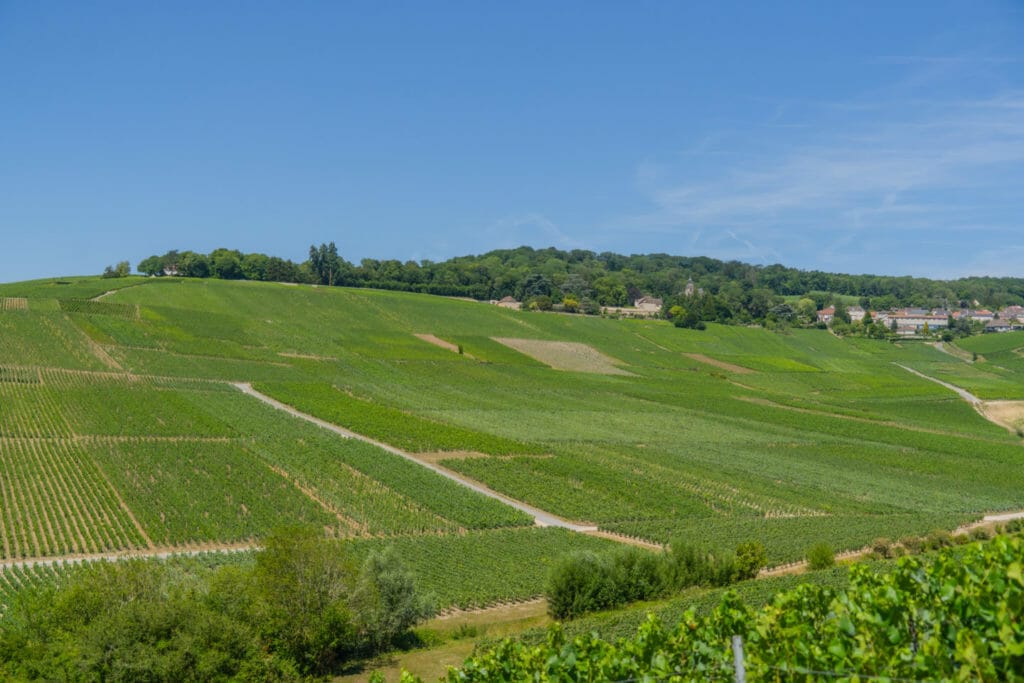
[0,312,108,370]
[202,390,533,532]
[256,381,535,455]
[0,275,148,300]
[58,299,139,319]
[0,439,148,559]
[0,382,72,438]
[349,528,622,609]
[107,346,304,382]
[87,440,337,545]
[58,384,236,437]
[604,512,972,564]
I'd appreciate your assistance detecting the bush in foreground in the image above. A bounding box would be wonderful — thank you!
[0,527,434,680]
[806,542,835,569]
[546,541,764,620]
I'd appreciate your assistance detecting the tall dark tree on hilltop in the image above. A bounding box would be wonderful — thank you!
[309,242,345,287]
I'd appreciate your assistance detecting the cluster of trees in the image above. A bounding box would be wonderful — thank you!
[546,541,767,620]
[137,248,307,282]
[101,261,131,278]
[0,528,433,680]
[134,244,1024,325]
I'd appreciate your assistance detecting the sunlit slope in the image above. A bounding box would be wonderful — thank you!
[3,277,1022,564]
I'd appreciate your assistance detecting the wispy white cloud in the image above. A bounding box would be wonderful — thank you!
[621,80,1024,275]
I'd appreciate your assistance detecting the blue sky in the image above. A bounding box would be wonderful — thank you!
[1,1,1021,282]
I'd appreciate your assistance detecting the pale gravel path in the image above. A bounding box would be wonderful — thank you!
[894,363,982,404]
[231,383,599,533]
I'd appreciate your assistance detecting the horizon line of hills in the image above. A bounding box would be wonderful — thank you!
[105,244,1023,316]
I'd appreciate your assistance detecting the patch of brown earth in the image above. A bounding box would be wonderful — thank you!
[492,338,632,375]
[0,297,28,311]
[683,352,754,374]
[278,351,338,361]
[585,529,663,551]
[414,450,491,463]
[414,334,472,358]
[979,401,1024,434]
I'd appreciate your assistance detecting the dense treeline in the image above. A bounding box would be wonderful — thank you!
[437,534,1024,682]
[0,528,433,681]
[135,244,1024,320]
[546,541,766,620]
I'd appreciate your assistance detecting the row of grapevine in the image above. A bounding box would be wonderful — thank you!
[0,313,106,370]
[0,438,147,559]
[86,439,339,545]
[0,298,28,311]
[59,299,139,320]
[0,382,72,438]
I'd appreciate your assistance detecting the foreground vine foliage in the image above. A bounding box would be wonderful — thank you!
[433,535,1024,681]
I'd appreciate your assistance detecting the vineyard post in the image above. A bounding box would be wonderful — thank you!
[732,635,746,683]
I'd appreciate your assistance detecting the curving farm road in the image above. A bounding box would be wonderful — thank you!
[232,382,599,533]
[894,363,982,404]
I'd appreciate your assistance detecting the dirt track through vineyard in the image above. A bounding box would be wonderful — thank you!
[232,383,599,533]
[896,363,1024,434]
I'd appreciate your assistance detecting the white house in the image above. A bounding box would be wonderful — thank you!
[633,297,663,313]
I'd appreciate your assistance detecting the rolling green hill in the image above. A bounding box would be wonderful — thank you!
[1,276,1022,612]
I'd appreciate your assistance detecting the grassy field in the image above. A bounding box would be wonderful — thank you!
[1,276,1022,613]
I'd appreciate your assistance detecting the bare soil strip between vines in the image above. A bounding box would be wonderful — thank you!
[0,542,255,571]
[682,352,754,374]
[414,333,474,359]
[232,383,599,533]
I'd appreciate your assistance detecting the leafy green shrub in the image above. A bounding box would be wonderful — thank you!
[922,529,954,551]
[734,541,768,580]
[806,542,835,570]
[609,547,666,604]
[546,551,616,620]
[547,541,745,620]
[900,535,923,554]
[870,537,894,559]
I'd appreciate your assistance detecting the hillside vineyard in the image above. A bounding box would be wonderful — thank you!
[1,276,1023,616]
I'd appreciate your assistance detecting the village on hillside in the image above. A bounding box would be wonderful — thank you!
[816,304,1024,336]
[491,283,1024,337]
